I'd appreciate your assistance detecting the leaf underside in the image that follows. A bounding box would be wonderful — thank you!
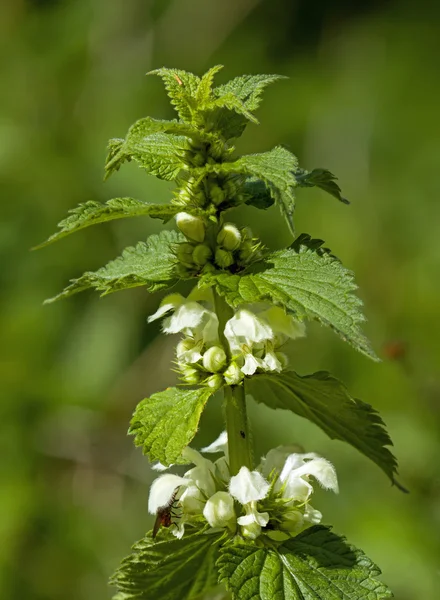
[246,370,401,487]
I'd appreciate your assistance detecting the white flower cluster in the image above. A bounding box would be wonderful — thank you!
[148,291,305,388]
[148,433,338,541]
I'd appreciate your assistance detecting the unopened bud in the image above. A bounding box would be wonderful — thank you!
[202,346,227,373]
[215,248,234,269]
[177,242,196,268]
[205,373,224,391]
[209,183,225,206]
[223,362,243,385]
[217,223,242,251]
[180,365,202,385]
[192,244,212,267]
[238,240,254,262]
[176,212,205,242]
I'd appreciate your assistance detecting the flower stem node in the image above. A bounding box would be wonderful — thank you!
[176,212,206,242]
[192,244,213,267]
[202,346,227,373]
[215,248,234,269]
[217,223,242,251]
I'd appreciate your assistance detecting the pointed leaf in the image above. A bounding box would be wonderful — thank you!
[295,168,349,205]
[129,386,214,465]
[111,531,222,600]
[149,67,201,122]
[213,147,298,234]
[45,230,182,302]
[196,65,224,104]
[105,131,190,181]
[214,73,286,111]
[217,525,392,600]
[246,370,401,487]
[200,239,377,360]
[35,198,180,248]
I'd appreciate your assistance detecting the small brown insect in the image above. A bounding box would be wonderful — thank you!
[152,487,181,539]
[173,73,183,86]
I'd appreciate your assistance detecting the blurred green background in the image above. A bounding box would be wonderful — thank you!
[1,0,439,598]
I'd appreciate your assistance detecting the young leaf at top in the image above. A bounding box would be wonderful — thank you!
[295,167,349,204]
[196,65,224,104]
[34,198,180,249]
[45,230,182,303]
[217,525,392,600]
[200,237,377,360]
[111,531,222,600]
[212,146,298,235]
[129,386,214,466]
[246,370,402,488]
[214,73,287,112]
[148,67,201,123]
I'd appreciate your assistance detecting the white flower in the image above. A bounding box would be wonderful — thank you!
[259,444,304,478]
[201,431,228,456]
[225,310,273,352]
[148,473,188,514]
[203,491,236,529]
[176,212,205,242]
[147,293,184,323]
[229,467,270,539]
[279,454,339,503]
[258,306,306,343]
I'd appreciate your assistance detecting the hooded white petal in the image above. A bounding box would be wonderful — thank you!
[242,353,264,375]
[201,431,228,455]
[229,467,270,504]
[163,302,207,334]
[148,474,188,514]
[258,306,306,340]
[290,457,339,493]
[203,491,236,529]
[259,444,304,478]
[148,294,184,323]
[224,310,273,349]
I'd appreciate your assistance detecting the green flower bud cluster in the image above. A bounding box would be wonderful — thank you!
[178,343,243,390]
[215,224,263,270]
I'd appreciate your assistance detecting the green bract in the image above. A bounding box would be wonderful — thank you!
[38,65,399,600]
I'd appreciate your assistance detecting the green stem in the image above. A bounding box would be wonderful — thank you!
[213,291,253,475]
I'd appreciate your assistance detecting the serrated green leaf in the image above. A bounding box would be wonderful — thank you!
[129,386,214,465]
[295,168,349,205]
[111,531,222,600]
[246,370,401,487]
[196,65,224,104]
[149,67,201,122]
[214,73,286,112]
[45,230,182,303]
[200,240,377,360]
[35,198,180,248]
[217,525,392,600]
[105,131,190,181]
[212,147,298,235]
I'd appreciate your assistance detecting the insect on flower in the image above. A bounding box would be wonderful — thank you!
[152,486,181,539]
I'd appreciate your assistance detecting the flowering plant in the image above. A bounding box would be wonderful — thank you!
[38,66,403,599]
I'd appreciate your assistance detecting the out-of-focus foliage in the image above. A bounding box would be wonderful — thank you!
[0,1,439,599]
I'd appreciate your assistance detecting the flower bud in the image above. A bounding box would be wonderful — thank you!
[203,491,236,529]
[223,362,243,385]
[215,248,234,269]
[177,242,196,268]
[176,212,205,242]
[238,240,254,262]
[202,346,227,373]
[192,244,212,267]
[205,373,224,391]
[217,223,242,251]
[209,183,225,206]
[180,365,202,385]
